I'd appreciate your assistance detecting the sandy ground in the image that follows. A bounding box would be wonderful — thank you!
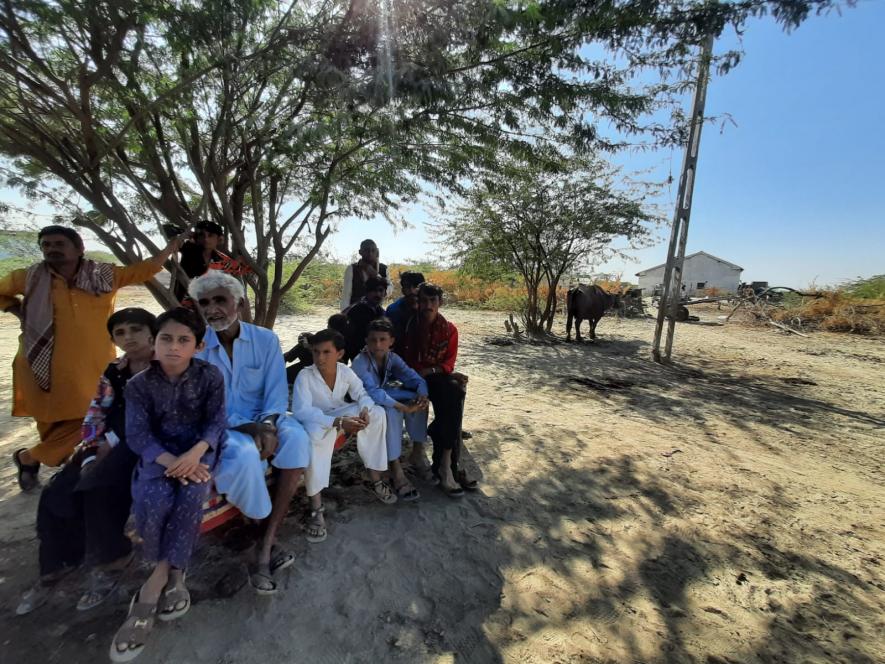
[0,287,883,664]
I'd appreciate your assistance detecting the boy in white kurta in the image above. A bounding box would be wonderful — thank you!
[291,328,395,543]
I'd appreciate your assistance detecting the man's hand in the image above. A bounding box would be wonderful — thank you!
[4,302,22,323]
[153,232,189,266]
[413,395,430,411]
[358,407,371,425]
[256,425,278,460]
[451,372,469,387]
[166,441,210,479]
[340,416,367,434]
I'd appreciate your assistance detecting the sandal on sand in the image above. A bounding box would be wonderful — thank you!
[394,480,420,502]
[270,546,295,574]
[78,554,135,611]
[16,566,76,615]
[13,448,40,492]
[371,480,398,505]
[456,470,479,492]
[306,506,327,544]
[16,581,51,616]
[109,592,156,663]
[158,577,190,621]
[249,563,277,596]
[78,569,120,612]
[439,480,465,498]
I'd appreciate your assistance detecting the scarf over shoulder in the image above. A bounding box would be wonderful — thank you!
[22,259,115,391]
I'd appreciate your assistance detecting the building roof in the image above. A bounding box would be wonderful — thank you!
[635,251,743,276]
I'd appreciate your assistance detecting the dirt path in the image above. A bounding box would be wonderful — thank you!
[0,289,882,663]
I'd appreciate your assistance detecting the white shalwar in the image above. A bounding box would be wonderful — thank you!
[292,363,387,496]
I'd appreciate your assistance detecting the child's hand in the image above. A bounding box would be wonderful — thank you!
[166,442,209,479]
[413,396,429,411]
[182,464,212,484]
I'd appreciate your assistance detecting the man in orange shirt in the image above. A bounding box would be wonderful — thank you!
[0,225,181,491]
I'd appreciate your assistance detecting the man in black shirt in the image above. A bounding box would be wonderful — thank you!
[174,221,250,302]
[340,239,390,309]
[344,276,388,361]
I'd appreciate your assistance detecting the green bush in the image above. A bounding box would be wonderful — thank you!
[845,275,885,300]
[273,260,345,314]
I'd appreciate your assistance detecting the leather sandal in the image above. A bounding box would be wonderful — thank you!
[456,470,479,492]
[306,505,327,543]
[13,448,40,492]
[109,592,156,662]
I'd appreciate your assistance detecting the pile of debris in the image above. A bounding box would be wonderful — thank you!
[728,287,883,336]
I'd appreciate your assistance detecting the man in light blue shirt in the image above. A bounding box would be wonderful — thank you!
[190,271,309,596]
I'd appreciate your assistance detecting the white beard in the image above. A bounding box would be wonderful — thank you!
[209,316,236,332]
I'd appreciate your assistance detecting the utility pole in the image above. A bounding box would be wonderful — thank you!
[652,34,715,364]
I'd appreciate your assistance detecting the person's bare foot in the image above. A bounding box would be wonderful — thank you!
[408,444,431,478]
[438,467,464,497]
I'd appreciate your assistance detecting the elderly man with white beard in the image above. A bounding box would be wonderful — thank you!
[189,271,309,595]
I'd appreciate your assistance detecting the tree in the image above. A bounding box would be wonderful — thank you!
[0,0,838,326]
[443,155,657,335]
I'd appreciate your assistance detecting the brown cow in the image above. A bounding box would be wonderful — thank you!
[565,285,620,342]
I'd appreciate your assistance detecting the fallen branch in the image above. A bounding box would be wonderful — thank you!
[768,320,809,338]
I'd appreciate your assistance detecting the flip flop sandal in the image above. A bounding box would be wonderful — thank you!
[158,580,191,621]
[371,479,398,505]
[249,564,278,596]
[305,506,327,544]
[456,470,479,492]
[78,553,135,612]
[394,481,420,502]
[269,546,295,574]
[16,581,52,616]
[440,482,465,499]
[13,448,41,492]
[77,569,119,612]
[17,565,77,615]
[109,592,156,663]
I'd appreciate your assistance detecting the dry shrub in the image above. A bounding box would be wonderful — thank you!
[594,278,630,294]
[702,287,724,297]
[771,291,885,335]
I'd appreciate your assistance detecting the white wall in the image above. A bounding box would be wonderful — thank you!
[637,254,742,296]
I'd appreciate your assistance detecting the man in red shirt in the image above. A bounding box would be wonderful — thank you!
[400,283,476,496]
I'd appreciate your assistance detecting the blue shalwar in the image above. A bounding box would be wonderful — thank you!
[197,323,310,519]
[351,350,428,461]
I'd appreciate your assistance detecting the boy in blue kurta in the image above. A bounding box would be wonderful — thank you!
[110,308,226,663]
[352,317,429,501]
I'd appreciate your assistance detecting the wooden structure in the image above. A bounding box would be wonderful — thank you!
[652,35,715,364]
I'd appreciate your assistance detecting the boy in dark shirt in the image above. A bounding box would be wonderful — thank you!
[16,308,156,616]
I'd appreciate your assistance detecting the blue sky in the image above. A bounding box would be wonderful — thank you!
[2,3,882,288]
[329,2,885,287]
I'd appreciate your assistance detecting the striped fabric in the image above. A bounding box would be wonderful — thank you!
[22,260,115,391]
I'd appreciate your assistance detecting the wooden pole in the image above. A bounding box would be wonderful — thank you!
[652,35,715,364]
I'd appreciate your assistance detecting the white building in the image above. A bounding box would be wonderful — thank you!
[635,251,743,297]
